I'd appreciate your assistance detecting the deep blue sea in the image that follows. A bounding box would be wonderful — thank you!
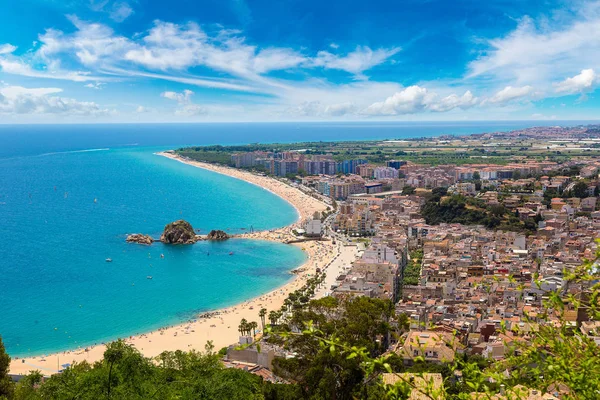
[0,121,593,356]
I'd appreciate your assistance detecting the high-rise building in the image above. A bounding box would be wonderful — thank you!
[387,160,407,169]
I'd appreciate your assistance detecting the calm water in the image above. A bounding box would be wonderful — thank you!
[0,121,591,356]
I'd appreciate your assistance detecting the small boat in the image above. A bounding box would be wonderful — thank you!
[160,254,164,258]
[229,252,234,256]
[105,258,112,263]
[147,276,153,280]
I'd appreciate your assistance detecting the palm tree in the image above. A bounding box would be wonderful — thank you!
[250,321,258,337]
[239,318,248,336]
[284,298,292,312]
[259,308,267,332]
[268,311,278,327]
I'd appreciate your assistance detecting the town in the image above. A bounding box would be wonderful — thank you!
[175,124,600,398]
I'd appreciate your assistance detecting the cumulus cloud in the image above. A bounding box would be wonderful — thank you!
[160,89,209,116]
[0,85,108,115]
[362,86,483,116]
[486,85,534,104]
[364,86,431,115]
[161,89,194,104]
[429,91,478,112]
[0,44,16,55]
[554,69,596,94]
[37,15,132,68]
[84,82,104,89]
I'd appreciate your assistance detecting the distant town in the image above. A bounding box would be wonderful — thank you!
[176,124,600,375]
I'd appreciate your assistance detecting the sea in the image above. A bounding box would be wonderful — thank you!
[0,121,593,357]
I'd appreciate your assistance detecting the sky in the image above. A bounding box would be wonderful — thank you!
[0,0,600,123]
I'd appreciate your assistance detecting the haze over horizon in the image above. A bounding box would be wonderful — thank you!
[1,0,600,123]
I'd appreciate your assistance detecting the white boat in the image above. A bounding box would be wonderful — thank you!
[105,258,112,263]
[147,276,153,280]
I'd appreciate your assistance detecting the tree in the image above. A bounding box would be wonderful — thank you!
[238,318,249,336]
[0,336,13,399]
[571,180,589,198]
[259,308,267,333]
[402,186,415,195]
[268,311,278,327]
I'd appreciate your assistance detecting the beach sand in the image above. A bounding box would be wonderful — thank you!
[9,151,336,375]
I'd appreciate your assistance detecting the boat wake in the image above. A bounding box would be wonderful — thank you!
[37,148,110,157]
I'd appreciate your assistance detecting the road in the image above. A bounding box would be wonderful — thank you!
[315,242,359,298]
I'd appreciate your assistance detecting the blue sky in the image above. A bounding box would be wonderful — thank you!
[0,0,599,122]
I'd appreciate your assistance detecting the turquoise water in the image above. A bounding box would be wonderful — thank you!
[0,121,593,357]
[0,146,304,356]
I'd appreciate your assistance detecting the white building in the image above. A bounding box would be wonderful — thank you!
[374,167,399,179]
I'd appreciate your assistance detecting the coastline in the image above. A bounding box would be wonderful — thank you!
[9,150,332,376]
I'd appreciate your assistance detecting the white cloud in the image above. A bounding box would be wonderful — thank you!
[175,104,207,116]
[313,46,400,78]
[468,3,600,87]
[0,85,108,115]
[554,69,596,94]
[136,105,147,113]
[429,91,478,112]
[364,86,431,115]
[252,48,306,74]
[329,43,339,49]
[161,89,194,104]
[486,85,534,104]
[110,2,134,22]
[37,15,133,68]
[286,101,358,117]
[0,44,17,55]
[84,82,104,89]
[0,59,101,82]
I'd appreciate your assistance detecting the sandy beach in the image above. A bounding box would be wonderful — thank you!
[9,151,335,375]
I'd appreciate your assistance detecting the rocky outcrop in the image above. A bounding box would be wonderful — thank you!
[160,220,198,244]
[206,230,230,241]
[126,234,154,245]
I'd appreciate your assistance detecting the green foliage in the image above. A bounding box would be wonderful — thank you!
[402,186,416,195]
[9,341,280,400]
[421,194,536,234]
[569,180,589,198]
[271,297,395,399]
[177,150,234,165]
[402,249,423,286]
[0,336,13,400]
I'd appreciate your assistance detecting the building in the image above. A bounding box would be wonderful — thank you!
[305,219,323,237]
[397,331,458,365]
[337,159,367,174]
[365,182,383,194]
[231,152,257,168]
[274,160,299,177]
[303,160,337,175]
[387,160,407,169]
[374,166,400,179]
[356,164,376,179]
[381,373,444,400]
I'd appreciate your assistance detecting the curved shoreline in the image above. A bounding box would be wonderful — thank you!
[9,150,332,375]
